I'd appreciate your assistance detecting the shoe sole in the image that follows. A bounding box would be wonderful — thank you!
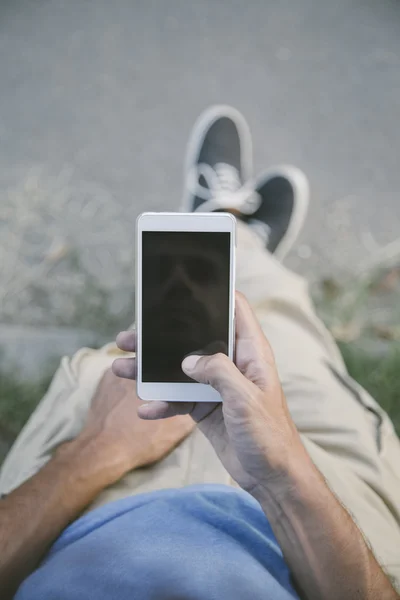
[181,104,253,212]
[252,165,310,260]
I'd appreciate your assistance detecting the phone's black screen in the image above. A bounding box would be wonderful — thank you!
[142,231,231,383]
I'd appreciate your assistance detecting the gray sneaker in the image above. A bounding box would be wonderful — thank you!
[247,165,310,260]
[182,106,309,261]
[181,105,260,214]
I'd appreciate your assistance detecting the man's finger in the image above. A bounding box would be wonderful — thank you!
[112,357,137,380]
[138,401,195,420]
[235,292,272,353]
[234,292,277,390]
[116,330,136,352]
[182,352,253,401]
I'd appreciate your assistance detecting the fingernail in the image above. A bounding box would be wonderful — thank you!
[182,355,201,372]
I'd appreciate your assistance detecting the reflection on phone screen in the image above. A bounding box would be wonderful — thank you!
[142,231,230,382]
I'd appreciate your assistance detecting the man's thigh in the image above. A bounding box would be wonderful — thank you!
[0,344,115,496]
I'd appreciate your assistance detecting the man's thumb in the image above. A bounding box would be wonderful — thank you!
[182,352,247,398]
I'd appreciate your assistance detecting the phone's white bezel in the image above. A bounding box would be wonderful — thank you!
[136,212,236,402]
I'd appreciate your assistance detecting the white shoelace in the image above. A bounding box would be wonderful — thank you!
[188,162,261,215]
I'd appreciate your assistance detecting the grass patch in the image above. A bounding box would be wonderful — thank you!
[339,342,400,435]
[0,370,54,462]
[0,372,53,438]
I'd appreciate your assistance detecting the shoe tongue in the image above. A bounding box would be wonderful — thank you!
[215,163,241,187]
[192,163,240,200]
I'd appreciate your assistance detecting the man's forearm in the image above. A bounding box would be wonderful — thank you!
[0,438,115,599]
[253,448,399,600]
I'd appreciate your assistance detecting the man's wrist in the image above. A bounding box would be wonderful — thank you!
[54,435,128,499]
[250,441,320,507]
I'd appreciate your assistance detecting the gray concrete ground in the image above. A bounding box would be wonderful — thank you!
[1,0,400,329]
[0,324,108,381]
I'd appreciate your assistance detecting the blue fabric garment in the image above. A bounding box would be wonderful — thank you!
[16,484,299,600]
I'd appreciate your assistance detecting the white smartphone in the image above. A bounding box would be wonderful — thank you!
[136,212,236,402]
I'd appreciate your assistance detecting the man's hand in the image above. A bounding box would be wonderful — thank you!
[113,292,305,496]
[58,369,195,489]
[113,292,400,600]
